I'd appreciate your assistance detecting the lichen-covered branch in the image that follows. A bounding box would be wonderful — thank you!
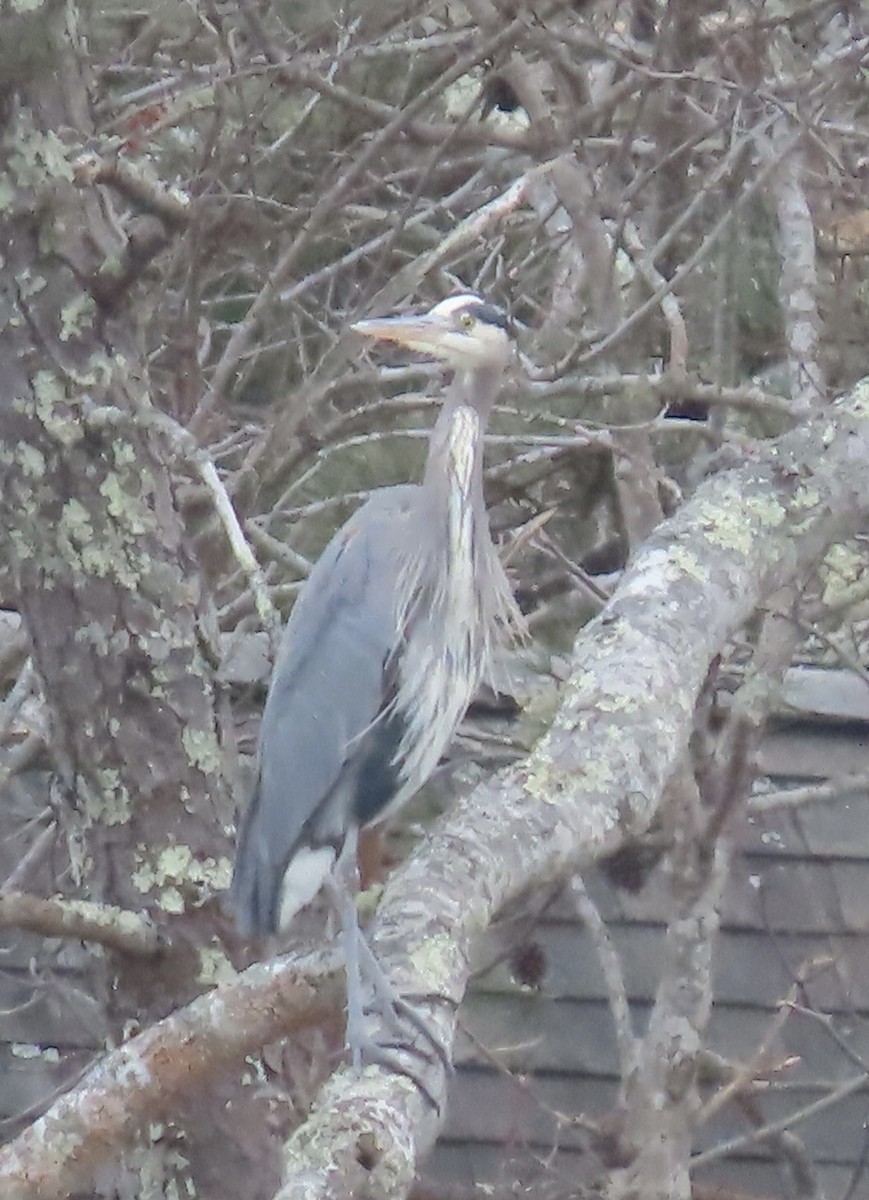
[273,378,869,1199]
[772,126,825,413]
[0,951,344,1200]
[0,891,162,956]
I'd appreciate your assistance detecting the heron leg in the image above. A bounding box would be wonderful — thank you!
[353,926,454,1068]
[327,833,453,1092]
[332,874,369,1072]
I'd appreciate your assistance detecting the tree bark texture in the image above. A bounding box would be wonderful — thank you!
[0,9,239,1196]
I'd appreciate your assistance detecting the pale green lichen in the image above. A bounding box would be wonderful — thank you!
[181,726,222,777]
[697,498,749,553]
[59,497,93,544]
[32,367,66,416]
[820,542,865,608]
[99,472,152,534]
[409,932,453,986]
[113,438,137,467]
[743,492,787,529]
[132,843,232,910]
[669,544,710,583]
[17,442,45,478]
[9,126,75,188]
[157,886,185,914]
[74,621,110,651]
[523,744,617,807]
[696,488,785,555]
[56,487,152,589]
[791,483,821,510]
[131,857,156,894]
[59,292,96,342]
[80,542,140,589]
[595,692,639,714]
[30,369,84,447]
[82,769,133,826]
[197,945,237,988]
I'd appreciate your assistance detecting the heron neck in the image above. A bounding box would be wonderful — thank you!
[442,366,501,423]
[423,366,499,502]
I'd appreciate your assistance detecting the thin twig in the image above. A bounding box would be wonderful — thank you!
[691,1070,869,1168]
[566,874,636,1074]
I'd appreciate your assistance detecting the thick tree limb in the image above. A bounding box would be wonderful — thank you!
[0,951,343,1200]
[275,379,869,1198]
[3,379,868,1199]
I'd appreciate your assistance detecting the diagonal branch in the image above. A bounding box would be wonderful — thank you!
[274,378,869,1198]
[0,951,344,1200]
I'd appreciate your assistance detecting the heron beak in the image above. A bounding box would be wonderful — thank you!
[351,314,455,359]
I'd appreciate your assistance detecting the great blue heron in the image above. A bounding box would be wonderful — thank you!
[231,293,523,1062]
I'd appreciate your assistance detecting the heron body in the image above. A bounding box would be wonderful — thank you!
[231,294,522,939]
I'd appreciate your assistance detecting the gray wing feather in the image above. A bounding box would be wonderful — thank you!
[231,487,415,933]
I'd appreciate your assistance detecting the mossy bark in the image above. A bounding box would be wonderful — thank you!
[0,8,247,1195]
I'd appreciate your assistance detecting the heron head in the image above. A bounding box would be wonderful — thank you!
[351,293,512,371]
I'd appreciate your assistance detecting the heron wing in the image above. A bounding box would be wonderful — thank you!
[231,487,416,933]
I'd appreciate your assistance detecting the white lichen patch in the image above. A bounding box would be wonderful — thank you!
[595,691,639,714]
[59,496,93,545]
[197,945,237,988]
[31,369,81,445]
[9,0,46,15]
[11,1042,60,1062]
[112,438,137,467]
[16,268,46,299]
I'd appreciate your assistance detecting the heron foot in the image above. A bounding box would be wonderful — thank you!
[344,931,454,1110]
[346,1022,445,1111]
[361,934,453,1057]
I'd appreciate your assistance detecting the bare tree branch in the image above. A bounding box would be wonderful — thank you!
[271,379,869,1198]
[772,126,825,412]
[0,950,343,1200]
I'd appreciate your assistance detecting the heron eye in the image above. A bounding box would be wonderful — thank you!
[459,311,475,330]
